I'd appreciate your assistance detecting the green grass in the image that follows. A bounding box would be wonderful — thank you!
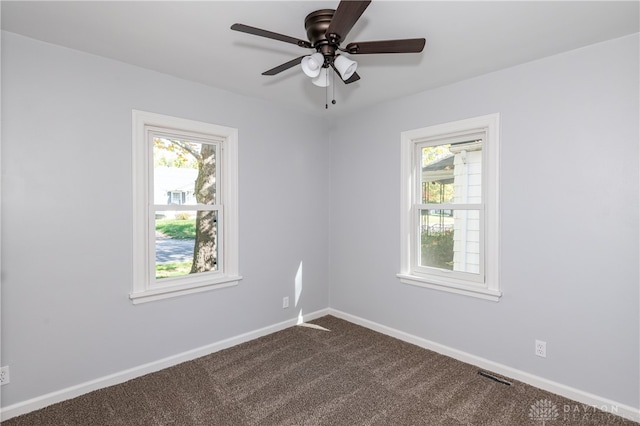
[155,219,196,239]
[156,261,193,279]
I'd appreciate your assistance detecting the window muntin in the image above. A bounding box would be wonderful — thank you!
[398,114,500,301]
[132,111,240,304]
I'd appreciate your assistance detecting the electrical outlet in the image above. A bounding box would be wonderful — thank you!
[535,340,547,358]
[0,366,10,385]
[282,296,289,309]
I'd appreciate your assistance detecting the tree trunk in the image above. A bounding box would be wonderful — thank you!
[191,144,217,273]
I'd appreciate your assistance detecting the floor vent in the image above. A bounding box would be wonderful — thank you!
[477,371,512,386]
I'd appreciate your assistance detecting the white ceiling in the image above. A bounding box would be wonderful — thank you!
[2,1,638,116]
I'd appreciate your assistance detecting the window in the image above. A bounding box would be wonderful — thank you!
[398,114,500,301]
[131,110,240,304]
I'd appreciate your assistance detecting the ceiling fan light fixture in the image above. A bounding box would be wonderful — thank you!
[231,0,426,96]
[334,55,358,81]
[301,52,325,78]
[311,67,331,87]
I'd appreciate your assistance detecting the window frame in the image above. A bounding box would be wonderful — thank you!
[131,110,241,304]
[398,114,501,301]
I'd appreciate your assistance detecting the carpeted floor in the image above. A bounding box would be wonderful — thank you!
[3,316,637,425]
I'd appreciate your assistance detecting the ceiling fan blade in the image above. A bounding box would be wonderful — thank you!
[346,38,426,54]
[342,71,361,84]
[325,0,371,43]
[262,56,306,76]
[231,23,312,48]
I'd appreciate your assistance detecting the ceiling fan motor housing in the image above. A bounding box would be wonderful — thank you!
[305,9,337,65]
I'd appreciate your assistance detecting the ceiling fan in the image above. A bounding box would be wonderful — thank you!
[231,0,426,89]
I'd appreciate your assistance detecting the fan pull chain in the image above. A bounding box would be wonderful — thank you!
[332,72,336,105]
[325,70,336,110]
[325,82,328,109]
[325,68,329,109]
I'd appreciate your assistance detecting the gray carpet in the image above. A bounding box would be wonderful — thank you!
[3,316,637,425]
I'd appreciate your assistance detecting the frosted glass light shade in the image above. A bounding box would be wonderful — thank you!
[312,67,331,87]
[301,53,324,78]
[334,55,357,80]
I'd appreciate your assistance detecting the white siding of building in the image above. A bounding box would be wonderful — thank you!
[451,144,482,273]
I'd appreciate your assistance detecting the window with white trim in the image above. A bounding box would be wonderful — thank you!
[398,114,500,301]
[131,110,240,304]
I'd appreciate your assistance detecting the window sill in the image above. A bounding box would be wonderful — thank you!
[130,275,242,304]
[397,273,501,302]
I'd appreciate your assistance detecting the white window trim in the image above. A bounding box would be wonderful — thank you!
[131,110,241,304]
[398,114,501,302]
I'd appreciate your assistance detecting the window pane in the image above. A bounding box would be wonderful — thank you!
[153,138,217,205]
[155,210,218,279]
[420,140,482,204]
[419,209,480,274]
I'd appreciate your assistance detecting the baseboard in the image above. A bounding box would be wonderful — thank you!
[328,308,640,423]
[0,308,330,421]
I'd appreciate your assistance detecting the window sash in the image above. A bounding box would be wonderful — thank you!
[411,207,485,284]
[153,204,221,211]
[414,203,482,210]
[148,130,222,287]
[149,207,224,287]
[414,130,486,147]
[411,137,485,283]
[414,139,484,206]
[147,127,225,146]
[149,132,221,207]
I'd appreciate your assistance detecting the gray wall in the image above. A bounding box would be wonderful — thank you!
[329,33,639,407]
[1,32,330,406]
[2,29,639,411]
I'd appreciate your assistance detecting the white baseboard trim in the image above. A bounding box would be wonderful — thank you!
[327,308,640,423]
[0,308,330,421]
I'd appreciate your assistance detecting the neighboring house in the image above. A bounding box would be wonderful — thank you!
[153,167,198,217]
[154,166,197,205]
